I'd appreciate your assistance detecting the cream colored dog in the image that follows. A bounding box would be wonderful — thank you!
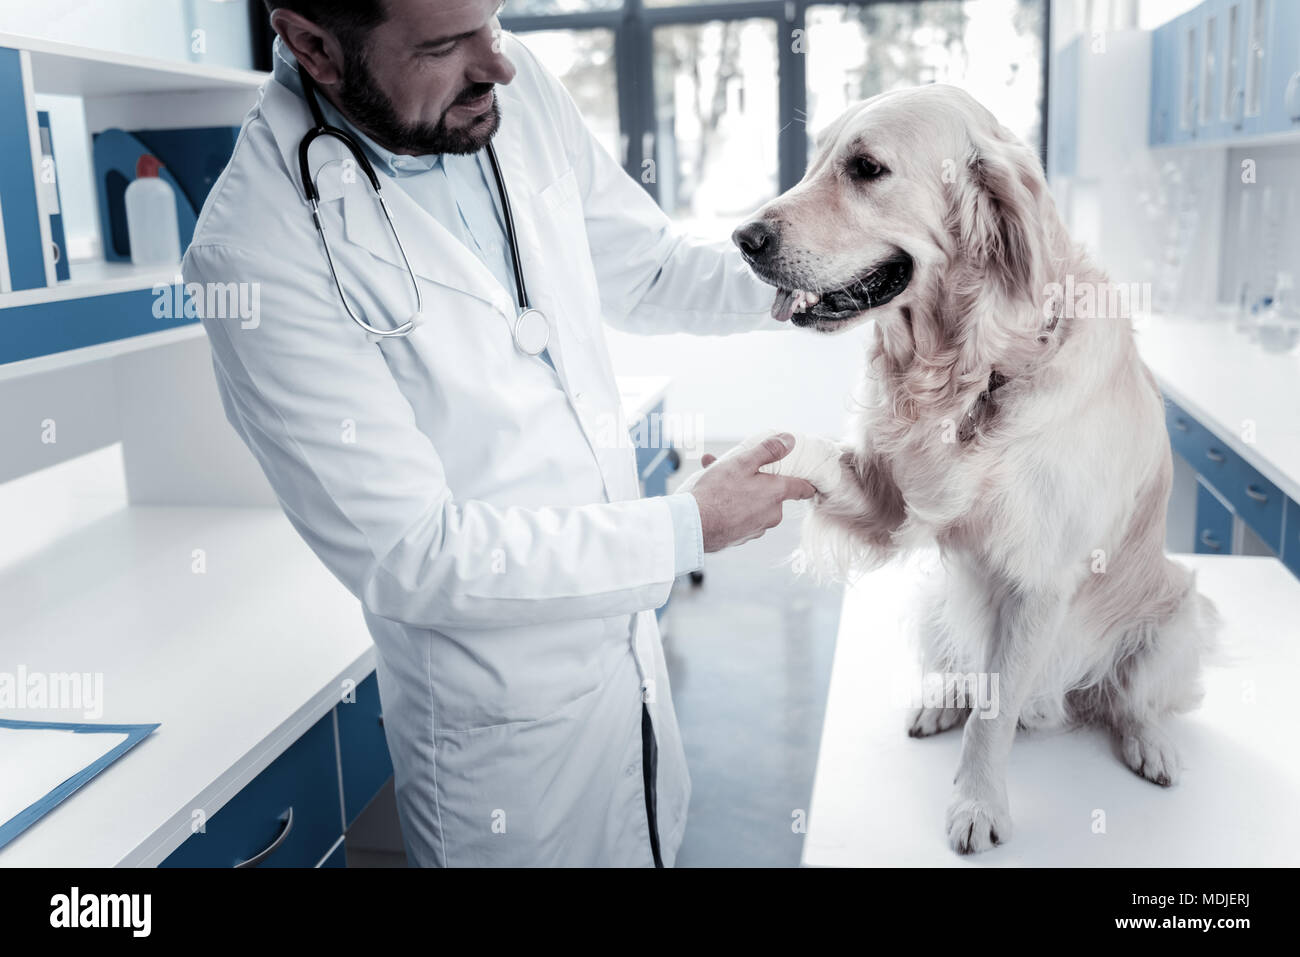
[734,85,1218,854]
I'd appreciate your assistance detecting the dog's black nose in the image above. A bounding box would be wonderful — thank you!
[732,219,779,262]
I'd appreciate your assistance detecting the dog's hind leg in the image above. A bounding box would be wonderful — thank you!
[1081,560,1217,787]
[1111,599,1214,786]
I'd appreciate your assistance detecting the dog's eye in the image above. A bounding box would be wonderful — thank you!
[848,155,887,181]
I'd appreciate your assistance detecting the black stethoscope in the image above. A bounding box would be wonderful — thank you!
[297,71,550,355]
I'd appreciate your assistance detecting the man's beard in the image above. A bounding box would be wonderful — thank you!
[335,44,499,155]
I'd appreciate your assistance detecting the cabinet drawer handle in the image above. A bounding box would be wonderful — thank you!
[1173,418,1189,432]
[235,807,294,868]
[1199,530,1223,552]
[1244,484,1268,503]
[377,713,384,728]
[1205,448,1226,463]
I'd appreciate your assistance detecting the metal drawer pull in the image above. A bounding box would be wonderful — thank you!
[1173,418,1189,432]
[1205,448,1226,463]
[1199,530,1222,552]
[378,713,384,728]
[1245,484,1268,503]
[235,807,294,868]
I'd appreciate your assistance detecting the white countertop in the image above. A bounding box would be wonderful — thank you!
[803,551,1300,866]
[0,375,672,866]
[1136,313,1300,503]
[0,447,373,867]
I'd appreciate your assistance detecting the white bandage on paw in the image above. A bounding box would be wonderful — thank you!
[752,432,844,494]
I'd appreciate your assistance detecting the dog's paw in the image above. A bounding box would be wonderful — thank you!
[1119,725,1180,787]
[945,796,1012,855]
[906,706,970,738]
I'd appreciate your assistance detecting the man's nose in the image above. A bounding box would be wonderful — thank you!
[472,30,517,86]
[732,219,780,263]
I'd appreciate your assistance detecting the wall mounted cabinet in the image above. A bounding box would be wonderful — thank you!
[1150,0,1300,147]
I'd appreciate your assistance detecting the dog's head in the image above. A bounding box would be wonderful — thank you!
[733,85,1055,341]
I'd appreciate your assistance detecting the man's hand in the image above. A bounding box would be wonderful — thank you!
[678,433,817,552]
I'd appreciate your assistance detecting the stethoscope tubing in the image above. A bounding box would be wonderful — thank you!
[298,71,547,354]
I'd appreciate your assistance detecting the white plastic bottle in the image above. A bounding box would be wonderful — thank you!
[125,154,181,266]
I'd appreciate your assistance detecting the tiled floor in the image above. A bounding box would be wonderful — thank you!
[661,446,843,867]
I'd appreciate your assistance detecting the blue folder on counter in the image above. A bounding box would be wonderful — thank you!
[0,718,160,853]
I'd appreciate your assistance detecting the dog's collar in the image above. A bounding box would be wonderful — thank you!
[956,307,1060,444]
[957,370,1009,444]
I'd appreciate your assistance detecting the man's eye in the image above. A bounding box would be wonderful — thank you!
[426,43,457,58]
[848,155,887,181]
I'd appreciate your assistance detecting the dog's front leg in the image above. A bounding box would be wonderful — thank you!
[947,586,1067,854]
[801,448,907,573]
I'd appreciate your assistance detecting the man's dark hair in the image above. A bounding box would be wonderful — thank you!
[261,1,389,44]
[262,0,500,154]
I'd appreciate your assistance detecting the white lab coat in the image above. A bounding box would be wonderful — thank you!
[183,34,777,866]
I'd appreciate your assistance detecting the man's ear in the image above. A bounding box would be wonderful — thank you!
[271,8,346,86]
[949,130,1046,303]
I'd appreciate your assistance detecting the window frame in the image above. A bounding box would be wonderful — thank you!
[246,1,1051,204]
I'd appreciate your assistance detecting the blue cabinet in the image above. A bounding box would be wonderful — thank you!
[161,711,343,868]
[1282,499,1300,579]
[1165,395,1294,573]
[1264,0,1300,133]
[337,672,394,827]
[632,399,681,499]
[160,668,398,868]
[1151,0,1300,144]
[1173,9,1203,143]
[1195,478,1233,554]
[1220,0,1253,134]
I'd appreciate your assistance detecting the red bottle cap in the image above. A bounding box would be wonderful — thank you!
[135,154,163,179]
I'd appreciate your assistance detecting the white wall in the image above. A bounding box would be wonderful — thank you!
[1219,142,1300,309]
[605,321,876,446]
[0,0,254,69]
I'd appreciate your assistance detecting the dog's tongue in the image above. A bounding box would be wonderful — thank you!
[771,288,820,321]
[772,288,796,322]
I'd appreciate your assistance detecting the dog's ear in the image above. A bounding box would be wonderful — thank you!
[949,127,1047,304]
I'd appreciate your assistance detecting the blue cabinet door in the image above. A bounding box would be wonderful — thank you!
[1241,0,1270,133]
[1196,1,1225,138]
[161,711,343,868]
[1264,0,1300,132]
[1282,499,1300,578]
[1194,478,1234,554]
[1211,0,1250,137]
[1151,22,1176,145]
[1174,9,1203,143]
[337,671,394,828]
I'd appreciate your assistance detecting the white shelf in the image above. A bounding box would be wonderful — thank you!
[0,324,205,384]
[0,259,184,309]
[1,30,267,97]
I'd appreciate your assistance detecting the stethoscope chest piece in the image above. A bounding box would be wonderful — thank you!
[513,307,550,356]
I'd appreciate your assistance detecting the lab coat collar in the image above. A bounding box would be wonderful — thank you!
[258,52,516,317]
